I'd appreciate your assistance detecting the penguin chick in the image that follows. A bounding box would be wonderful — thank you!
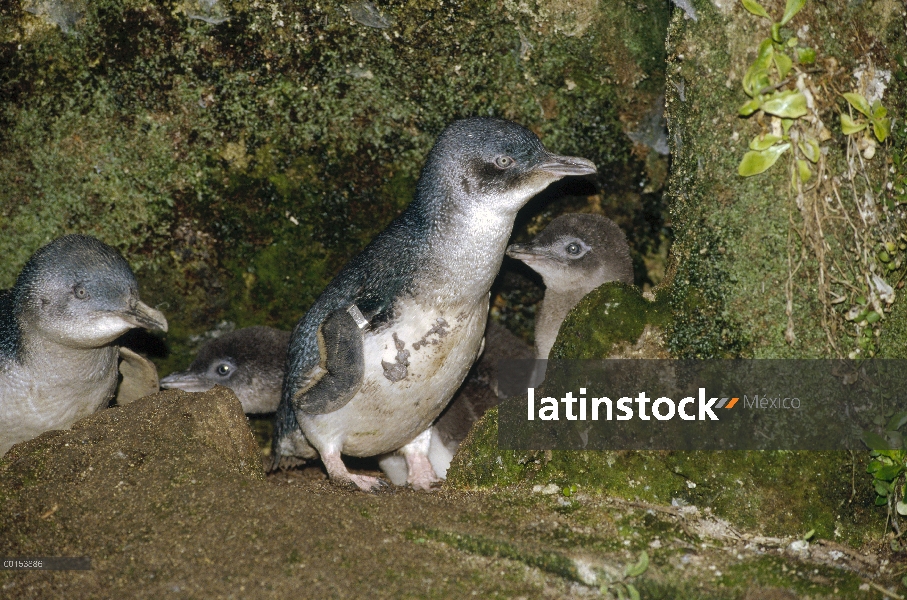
[273,117,596,492]
[506,213,633,359]
[160,326,291,414]
[0,235,168,455]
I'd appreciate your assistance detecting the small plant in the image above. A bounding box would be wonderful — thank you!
[863,411,907,544]
[598,550,649,600]
[737,0,818,183]
[840,91,891,160]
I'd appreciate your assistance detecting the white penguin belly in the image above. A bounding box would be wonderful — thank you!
[0,350,119,455]
[302,296,488,457]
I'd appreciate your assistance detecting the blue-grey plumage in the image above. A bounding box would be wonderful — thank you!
[0,235,168,455]
[273,117,597,491]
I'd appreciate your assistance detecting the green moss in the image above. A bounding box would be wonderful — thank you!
[449,410,883,546]
[663,1,907,358]
[550,282,668,359]
[0,0,670,370]
[410,527,583,583]
[717,555,864,597]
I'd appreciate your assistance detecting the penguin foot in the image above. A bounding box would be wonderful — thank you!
[342,474,388,493]
[400,428,440,491]
[321,450,387,493]
[405,452,440,491]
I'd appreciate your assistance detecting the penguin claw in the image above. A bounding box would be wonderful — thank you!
[343,473,387,493]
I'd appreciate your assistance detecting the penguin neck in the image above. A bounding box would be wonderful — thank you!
[534,287,588,359]
[413,196,517,307]
[19,327,119,383]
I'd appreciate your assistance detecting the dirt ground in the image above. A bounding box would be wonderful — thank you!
[0,389,900,599]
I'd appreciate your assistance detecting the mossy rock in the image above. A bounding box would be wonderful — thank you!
[448,407,882,547]
[550,281,669,359]
[0,0,673,374]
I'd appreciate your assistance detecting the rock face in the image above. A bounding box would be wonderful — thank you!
[663,0,907,358]
[1,386,262,486]
[0,387,263,568]
[0,0,673,375]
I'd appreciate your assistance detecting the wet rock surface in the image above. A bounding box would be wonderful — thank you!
[0,388,897,598]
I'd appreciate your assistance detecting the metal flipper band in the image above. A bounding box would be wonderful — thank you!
[347,304,369,330]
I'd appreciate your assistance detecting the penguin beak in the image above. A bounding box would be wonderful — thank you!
[159,371,213,393]
[122,301,169,333]
[506,243,548,261]
[536,155,597,177]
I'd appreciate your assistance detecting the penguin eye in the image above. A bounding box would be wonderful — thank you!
[565,243,582,256]
[73,285,89,300]
[215,364,231,376]
[493,155,515,169]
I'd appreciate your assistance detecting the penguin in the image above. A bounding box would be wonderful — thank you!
[0,235,168,455]
[506,213,633,359]
[160,326,291,414]
[273,117,596,491]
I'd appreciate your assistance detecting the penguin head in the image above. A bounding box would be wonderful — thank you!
[161,326,288,394]
[15,235,168,349]
[506,214,634,293]
[160,332,243,393]
[160,353,239,393]
[418,117,597,215]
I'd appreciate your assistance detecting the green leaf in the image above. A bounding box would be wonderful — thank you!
[743,40,775,97]
[797,159,812,183]
[866,311,881,324]
[739,143,790,176]
[743,67,772,97]
[774,52,793,78]
[873,464,905,481]
[873,117,891,142]
[868,459,885,474]
[755,37,775,63]
[843,92,872,117]
[741,0,771,19]
[750,133,783,150]
[627,584,641,600]
[796,47,816,64]
[625,551,649,578]
[739,98,763,116]
[780,0,806,25]
[781,118,794,134]
[840,113,866,135]
[886,411,907,432]
[875,495,888,506]
[874,479,891,497]
[771,22,782,43]
[761,90,808,118]
[863,431,892,450]
[877,449,903,460]
[798,138,820,162]
[804,529,815,541]
[871,100,888,120]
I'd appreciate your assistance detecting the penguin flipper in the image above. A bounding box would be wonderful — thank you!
[292,305,365,415]
[116,346,160,405]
